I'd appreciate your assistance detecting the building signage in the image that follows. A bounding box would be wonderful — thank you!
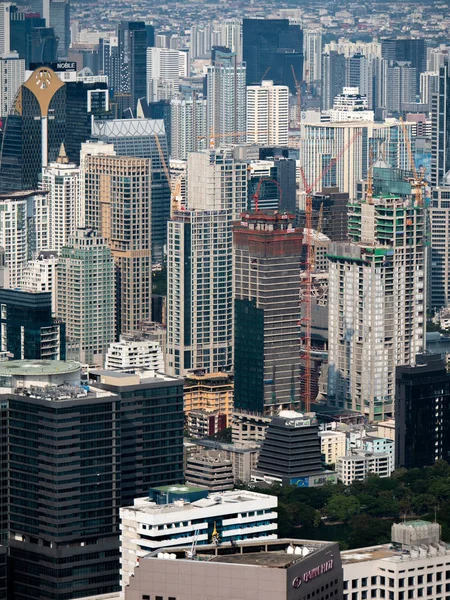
[30,61,77,72]
[285,419,311,427]
[292,558,334,588]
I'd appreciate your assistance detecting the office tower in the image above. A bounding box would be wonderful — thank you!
[118,21,148,111]
[420,70,439,107]
[65,77,110,163]
[431,63,450,187]
[233,213,302,415]
[299,120,412,200]
[56,228,115,366]
[146,47,180,102]
[120,488,276,586]
[221,18,242,62]
[381,38,426,89]
[396,354,450,469]
[125,538,343,600]
[430,176,450,309]
[0,66,65,192]
[0,2,11,55]
[0,289,65,359]
[90,118,170,265]
[50,0,69,57]
[385,61,417,113]
[170,94,207,159]
[327,192,425,420]
[190,24,213,59]
[40,144,80,252]
[20,251,58,312]
[206,51,246,147]
[166,150,247,377]
[137,98,172,153]
[304,29,322,83]
[105,335,164,372]
[83,154,151,334]
[30,26,58,63]
[246,157,296,213]
[0,191,48,287]
[3,360,183,599]
[0,53,24,117]
[310,188,349,241]
[321,51,346,110]
[99,37,120,92]
[246,80,289,146]
[345,53,374,108]
[243,18,303,93]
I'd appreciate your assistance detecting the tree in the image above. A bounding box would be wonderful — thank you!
[325,495,360,522]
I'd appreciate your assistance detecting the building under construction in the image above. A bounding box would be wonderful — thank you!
[233,212,303,415]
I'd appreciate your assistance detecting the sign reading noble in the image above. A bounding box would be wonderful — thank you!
[292,558,334,588]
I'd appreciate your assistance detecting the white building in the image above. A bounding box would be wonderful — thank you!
[429,174,450,310]
[303,30,322,83]
[325,86,374,122]
[337,451,393,484]
[246,81,289,146]
[319,430,346,466]
[170,94,207,160]
[79,141,116,228]
[0,2,11,56]
[206,54,246,148]
[0,191,48,288]
[0,53,24,117]
[40,144,80,252]
[20,252,58,313]
[420,71,439,106]
[324,38,382,60]
[120,487,278,588]
[147,47,180,102]
[328,194,425,421]
[221,18,242,62]
[342,521,450,600]
[299,120,412,199]
[105,335,164,372]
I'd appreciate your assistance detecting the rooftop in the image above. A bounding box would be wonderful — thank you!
[342,541,450,565]
[0,360,81,377]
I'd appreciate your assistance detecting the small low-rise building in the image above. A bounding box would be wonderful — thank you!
[185,450,234,491]
[186,410,227,439]
[337,450,393,485]
[319,430,346,465]
[184,372,234,422]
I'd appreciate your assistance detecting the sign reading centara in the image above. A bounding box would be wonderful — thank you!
[292,558,334,588]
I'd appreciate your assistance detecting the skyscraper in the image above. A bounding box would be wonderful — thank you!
[303,29,322,84]
[345,53,374,108]
[118,21,148,111]
[146,47,180,102]
[243,18,303,93]
[206,51,246,147]
[396,354,450,469]
[0,53,24,117]
[246,80,289,146]
[321,51,346,110]
[170,93,207,160]
[381,38,426,89]
[0,288,65,360]
[83,153,151,335]
[430,174,450,309]
[57,228,115,366]
[431,62,450,187]
[233,213,303,415]
[0,2,11,55]
[50,0,69,57]
[40,144,80,252]
[327,191,426,420]
[166,150,247,377]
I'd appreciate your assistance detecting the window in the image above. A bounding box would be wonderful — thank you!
[142,596,150,600]
[353,580,358,589]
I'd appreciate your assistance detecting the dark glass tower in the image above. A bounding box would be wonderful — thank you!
[243,18,303,94]
[0,546,5,600]
[321,51,346,110]
[0,289,66,360]
[396,354,450,469]
[381,38,426,89]
[118,22,148,112]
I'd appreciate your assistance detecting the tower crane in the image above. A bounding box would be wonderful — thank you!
[252,177,283,212]
[399,117,425,207]
[153,133,183,216]
[299,129,363,412]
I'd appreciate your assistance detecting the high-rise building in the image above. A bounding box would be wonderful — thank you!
[99,37,120,93]
[56,228,115,366]
[166,150,247,377]
[247,156,297,214]
[381,38,426,89]
[221,18,242,62]
[385,61,417,113]
[170,94,207,160]
[2,360,184,599]
[246,80,289,146]
[105,335,164,372]
[233,212,303,415]
[327,192,426,420]
[0,2,11,55]
[83,153,151,334]
[0,53,24,117]
[303,29,322,83]
[243,18,303,93]
[431,62,450,187]
[345,53,374,108]
[0,191,49,288]
[50,0,69,57]
[90,118,170,265]
[206,51,246,147]
[118,21,148,112]
[146,47,180,102]
[0,288,65,360]
[321,51,346,110]
[396,354,450,469]
[19,251,58,312]
[40,144,80,252]
[430,175,450,309]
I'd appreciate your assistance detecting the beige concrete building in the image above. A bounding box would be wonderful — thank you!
[184,372,234,421]
[124,538,343,600]
[185,450,234,491]
[83,154,151,334]
[319,430,346,466]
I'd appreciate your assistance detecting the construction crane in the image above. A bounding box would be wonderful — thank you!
[399,117,425,207]
[252,177,283,212]
[299,129,363,413]
[261,66,271,82]
[291,65,309,131]
[197,129,268,149]
[153,133,183,215]
[311,202,324,270]
[185,529,199,559]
